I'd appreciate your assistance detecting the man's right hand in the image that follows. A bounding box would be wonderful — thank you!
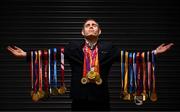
[7,46,27,58]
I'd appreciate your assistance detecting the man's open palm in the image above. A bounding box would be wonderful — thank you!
[7,46,27,58]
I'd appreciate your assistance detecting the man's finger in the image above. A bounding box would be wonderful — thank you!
[166,43,174,50]
[14,46,20,50]
[7,46,15,53]
[159,43,165,48]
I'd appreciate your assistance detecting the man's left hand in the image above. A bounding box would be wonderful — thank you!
[155,43,174,55]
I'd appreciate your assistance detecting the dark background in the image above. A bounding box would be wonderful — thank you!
[0,0,180,111]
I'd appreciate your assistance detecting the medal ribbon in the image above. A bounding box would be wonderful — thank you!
[44,50,49,92]
[34,51,39,93]
[129,53,133,94]
[142,52,147,94]
[83,44,98,77]
[136,52,141,95]
[48,49,52,93]
[151,51,157,101]
[133,52,137,92]
[38,50,43,92]
[30,51,34,92]
[60,48,65,86]
[124,51,128,94]
[53,48,57,88]
[121,50,125,94]
[147,51,152,96]
[83,46,87,77]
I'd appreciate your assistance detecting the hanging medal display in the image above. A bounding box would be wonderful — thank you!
[28,48,66,102]
[31,51,39,102]
[81,44,102,85]
[51,48,59,96]
[37,50,45,99]
[58,48,67,95]
[120,50,158,105]
[123,51,130,100]
[120,50,125,98]
[150,51,158,102]
[134,52,143,105]
[43,50,49,99]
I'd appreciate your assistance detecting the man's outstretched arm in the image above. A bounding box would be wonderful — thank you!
[154,43,174,55]
[7,46,27,58]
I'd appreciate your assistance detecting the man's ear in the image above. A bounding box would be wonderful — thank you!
[98,29,101,35]
[81,29,85,36]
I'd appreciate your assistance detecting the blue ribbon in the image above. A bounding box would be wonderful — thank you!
[129,52,133,93]
[53,48,57,88]
[133,52,137,92]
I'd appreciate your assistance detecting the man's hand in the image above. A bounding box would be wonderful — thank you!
[155,43,174,55]
[7,46,27,58]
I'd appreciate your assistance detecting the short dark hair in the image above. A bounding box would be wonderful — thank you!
[82,18,100,29]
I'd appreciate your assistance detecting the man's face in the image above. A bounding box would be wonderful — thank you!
[81,20,101,39]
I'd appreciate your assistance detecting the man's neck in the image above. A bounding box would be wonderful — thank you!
[85,38,98,49]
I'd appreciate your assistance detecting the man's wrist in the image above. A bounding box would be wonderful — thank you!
[152,49,157,55]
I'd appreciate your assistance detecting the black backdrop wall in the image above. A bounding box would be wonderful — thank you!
[0,0,180,111]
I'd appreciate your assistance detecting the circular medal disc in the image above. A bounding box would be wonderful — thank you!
[134,95,143,105]
[81,77,88,84]
[95,78,102,85]
[87,71,96,80]
[32,93,39,102]
[95,73,100,81]
[58,86,67,94]
[141,92,148,101]
[123,93,130,101]
[51,88,59,96]
[150,93,157,102]
[37,90,45,99]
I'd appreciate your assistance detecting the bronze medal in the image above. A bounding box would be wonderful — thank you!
[81,77,88,84]
[32,93,39,102]
[58,86,67,95]
[150,92,157,102]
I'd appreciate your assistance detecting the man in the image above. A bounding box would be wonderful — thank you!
[7,19,173,111]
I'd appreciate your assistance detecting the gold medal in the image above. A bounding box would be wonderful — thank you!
[32,93,39,102]
[95,73,100,81]
[58,86,67,95]
[81,77,88,84]
[37,90,45,99]
[51,88,59,96]
[95,78,102,85]
[141,92,148,101]
[123,93,131,101]
[87,71,96,80]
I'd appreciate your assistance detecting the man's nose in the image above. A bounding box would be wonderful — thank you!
[89,25,93,29]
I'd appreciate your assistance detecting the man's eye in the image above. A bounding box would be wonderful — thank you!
[86,24,90,27]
